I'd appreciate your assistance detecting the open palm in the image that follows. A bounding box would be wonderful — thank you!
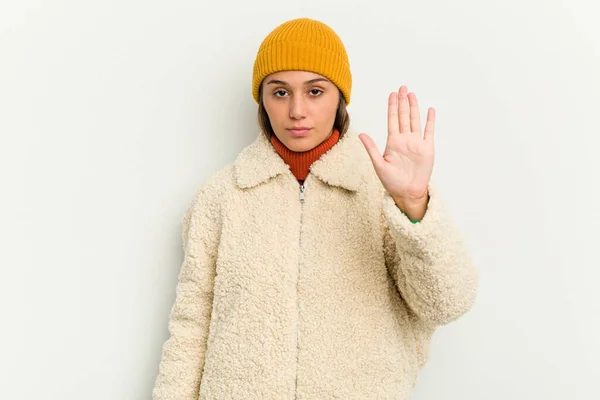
[359,85,435,203]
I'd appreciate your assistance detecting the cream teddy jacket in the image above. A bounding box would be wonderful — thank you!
[152,129,478,399]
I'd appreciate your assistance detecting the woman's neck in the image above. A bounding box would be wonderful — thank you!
[270,129,340,183]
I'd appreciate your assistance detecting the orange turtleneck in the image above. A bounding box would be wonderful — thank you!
[270,129,340,184]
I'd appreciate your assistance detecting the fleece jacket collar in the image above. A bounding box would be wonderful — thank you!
[233,129,365,191]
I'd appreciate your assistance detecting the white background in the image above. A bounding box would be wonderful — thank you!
[1,0,598,399]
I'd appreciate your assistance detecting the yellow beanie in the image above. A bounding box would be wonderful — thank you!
[252,18,352,105]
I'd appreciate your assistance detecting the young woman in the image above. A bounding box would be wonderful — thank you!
[152,17,478,400]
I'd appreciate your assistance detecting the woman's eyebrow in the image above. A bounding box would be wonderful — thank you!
[265,78,330,86]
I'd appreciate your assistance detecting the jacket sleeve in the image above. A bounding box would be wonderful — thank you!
[152,181,222,400]
[381,181,478,326]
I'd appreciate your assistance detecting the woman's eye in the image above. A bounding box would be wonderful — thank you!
[273,89,322,98]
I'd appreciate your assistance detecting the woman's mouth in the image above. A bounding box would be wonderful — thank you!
[287,128,311,137]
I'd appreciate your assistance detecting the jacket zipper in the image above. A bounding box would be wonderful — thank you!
[295,182,305,399]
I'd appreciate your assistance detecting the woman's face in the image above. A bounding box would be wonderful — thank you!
[261,70,340,152]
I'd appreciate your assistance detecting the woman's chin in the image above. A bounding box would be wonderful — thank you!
[285,138,317,152]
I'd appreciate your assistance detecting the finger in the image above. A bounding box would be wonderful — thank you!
[408,92,421,134]
[424,107,435,142]
[358,133,385,170]
[387,92,399,136]
[398,86,410,133]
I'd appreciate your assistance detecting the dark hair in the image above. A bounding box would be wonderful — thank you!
[257,85,350,139]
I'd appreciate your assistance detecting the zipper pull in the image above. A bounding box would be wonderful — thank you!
[299,184,305,202]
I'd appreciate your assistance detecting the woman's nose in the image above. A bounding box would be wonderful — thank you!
[289,95,307,119]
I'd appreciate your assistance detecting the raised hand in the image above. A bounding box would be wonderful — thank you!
[358,86,435,220]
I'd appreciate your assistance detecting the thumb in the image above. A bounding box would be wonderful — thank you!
[358,133,384,171]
